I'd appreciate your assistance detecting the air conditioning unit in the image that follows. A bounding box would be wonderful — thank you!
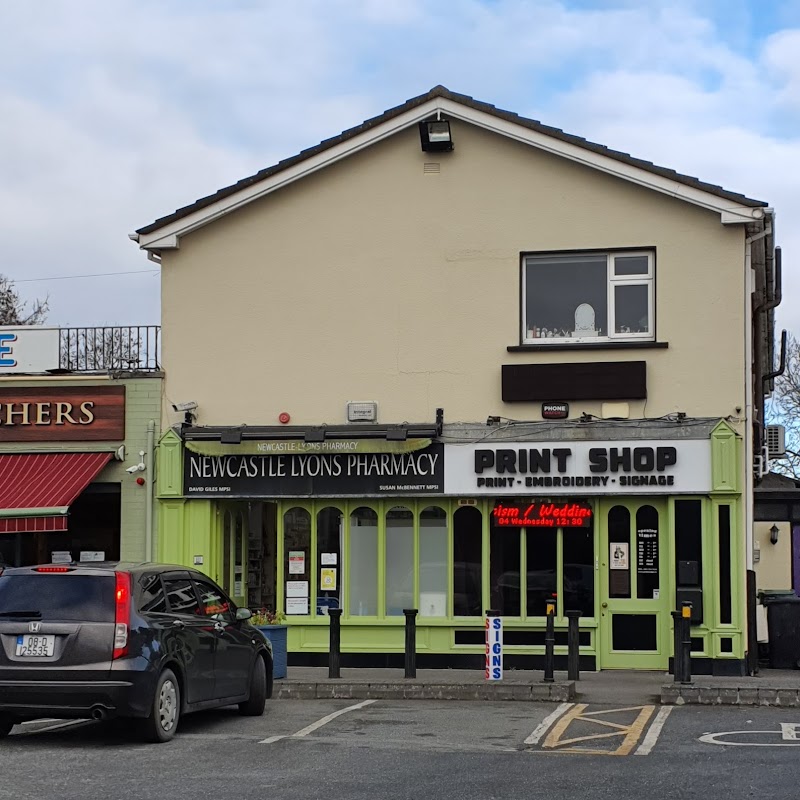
[753,446,770,479]
[766,425,786,458]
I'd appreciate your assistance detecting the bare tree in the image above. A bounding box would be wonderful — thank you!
[766,333,800,479]
[0,275,48,325]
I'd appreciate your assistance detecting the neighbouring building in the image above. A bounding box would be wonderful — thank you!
[0,325,161,566]
[133,86,781,673]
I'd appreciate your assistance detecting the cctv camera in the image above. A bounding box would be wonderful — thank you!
[172,401,198,413]
[125,464,141,474]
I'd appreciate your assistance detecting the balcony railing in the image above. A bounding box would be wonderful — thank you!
[59,326,161,372]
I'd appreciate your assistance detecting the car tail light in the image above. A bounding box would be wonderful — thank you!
[113,571,132,660]
[35,566,73,573]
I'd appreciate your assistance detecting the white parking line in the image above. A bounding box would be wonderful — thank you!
[259,699,378,744]
[524,703,574,745]
[634,706,673,755]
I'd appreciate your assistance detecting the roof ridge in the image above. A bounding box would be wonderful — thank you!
[136,85,767,237]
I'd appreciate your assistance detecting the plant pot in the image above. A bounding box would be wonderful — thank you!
[255,625,288,679]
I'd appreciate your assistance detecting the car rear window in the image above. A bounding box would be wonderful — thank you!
[0,575,115,622]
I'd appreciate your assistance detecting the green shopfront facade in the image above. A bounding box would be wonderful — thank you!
[156,421,745,673]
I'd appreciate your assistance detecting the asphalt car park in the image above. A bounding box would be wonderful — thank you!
[3,700,800,800]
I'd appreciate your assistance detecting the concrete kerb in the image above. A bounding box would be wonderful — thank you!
[275,680,576,702]
[661,684,800,706]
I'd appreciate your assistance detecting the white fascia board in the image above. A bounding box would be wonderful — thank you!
[138,99,445,252]
[436,99,764,224]
[138,96,763,253]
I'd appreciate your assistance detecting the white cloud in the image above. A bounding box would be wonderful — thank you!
[0,0,797,341]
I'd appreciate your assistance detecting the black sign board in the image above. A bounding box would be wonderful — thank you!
[183,444,444,498]
[541,402,569,419]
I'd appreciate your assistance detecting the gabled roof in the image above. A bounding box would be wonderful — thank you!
[134,85,769,251]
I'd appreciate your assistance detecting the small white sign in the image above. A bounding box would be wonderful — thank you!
[79,551,105,562]
[234,581,243,596]
[286,597,309,615]
[286,580,308,598]
[51,551,71,564]
[321,552,338,566]
[610,543,629,570]
[0,327,60,373]
[289,551,305,574]
[485,616,503,681]
[193,555,204,565]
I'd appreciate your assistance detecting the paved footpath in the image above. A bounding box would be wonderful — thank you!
[277,666,800,705]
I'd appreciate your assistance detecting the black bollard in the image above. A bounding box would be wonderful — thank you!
[671,610,683,683]
[403,608,418,679]
[680,601,693,685]
[328,608,343,679]
[544,601,555,683]
[566,610,581,681]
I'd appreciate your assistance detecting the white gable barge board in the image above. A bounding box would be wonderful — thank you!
[135,99,765,253]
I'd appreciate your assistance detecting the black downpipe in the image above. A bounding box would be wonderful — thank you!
[763,329,787,386]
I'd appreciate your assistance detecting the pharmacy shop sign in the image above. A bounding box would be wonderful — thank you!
[444,440,711,495]
[183,443,444,497]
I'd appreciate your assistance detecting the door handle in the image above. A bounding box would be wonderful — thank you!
[601,602,608,608]
[172,619,185,629]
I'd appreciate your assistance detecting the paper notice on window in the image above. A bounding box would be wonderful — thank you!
[286,597,309,615]
[610,542,629,570]
[234,581,243,596]
[51,551,71,564]
[321,552,338,566]
[320,568,337,591]
[288,550,305,574]
[286,580,309,598]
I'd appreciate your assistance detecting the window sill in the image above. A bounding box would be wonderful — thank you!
[507,341,668,353]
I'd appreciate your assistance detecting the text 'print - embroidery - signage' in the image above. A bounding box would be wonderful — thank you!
[183,444,445,497]
[443,440,711,495]
[491,500,592,528]
[0,386,126,442]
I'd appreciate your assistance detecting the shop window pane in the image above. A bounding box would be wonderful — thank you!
[563,522,595,617]
[608,505,631,598]
[675,499,703,590]
[453,506,482,616]
[636,506,659,600]
[612,614,657,651]
[385,506,414,616]
[349,506,378,616]
[718,506,732,624]
[419,507,448,618]
[492,525,521,617]
[284,507,311,616]
[317,507,342,616]
[526,529,557,616]
[614,255,649,276]
[234,512,244,597]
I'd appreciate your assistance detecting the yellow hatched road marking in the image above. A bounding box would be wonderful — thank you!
[542,704,656,756]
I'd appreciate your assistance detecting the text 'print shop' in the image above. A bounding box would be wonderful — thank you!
[157,420,745,674]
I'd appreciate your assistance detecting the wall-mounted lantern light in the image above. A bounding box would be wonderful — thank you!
[419,119,453,152]
[769,524,780,545]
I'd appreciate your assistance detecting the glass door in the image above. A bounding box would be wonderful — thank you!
[599,499,669,669]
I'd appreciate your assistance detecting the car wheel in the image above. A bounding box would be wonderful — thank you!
[139,668,181,743]
[238,656,267,716]
[0,714,14,738]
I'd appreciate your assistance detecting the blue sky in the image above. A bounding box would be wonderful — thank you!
[1,0,798,334]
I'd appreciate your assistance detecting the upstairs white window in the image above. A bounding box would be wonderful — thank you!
[522,251,654,344]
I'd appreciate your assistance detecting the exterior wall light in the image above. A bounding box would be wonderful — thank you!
[419,120,453,152]
[769,524,780,545]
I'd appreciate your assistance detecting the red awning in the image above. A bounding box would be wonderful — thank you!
[0,452,113,534]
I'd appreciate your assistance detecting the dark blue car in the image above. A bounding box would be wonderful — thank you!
[0,562,273,743]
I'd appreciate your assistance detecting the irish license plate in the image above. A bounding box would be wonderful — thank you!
[15,634,55,657]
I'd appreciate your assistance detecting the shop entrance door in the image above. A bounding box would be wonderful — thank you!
[598,499,669,669]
